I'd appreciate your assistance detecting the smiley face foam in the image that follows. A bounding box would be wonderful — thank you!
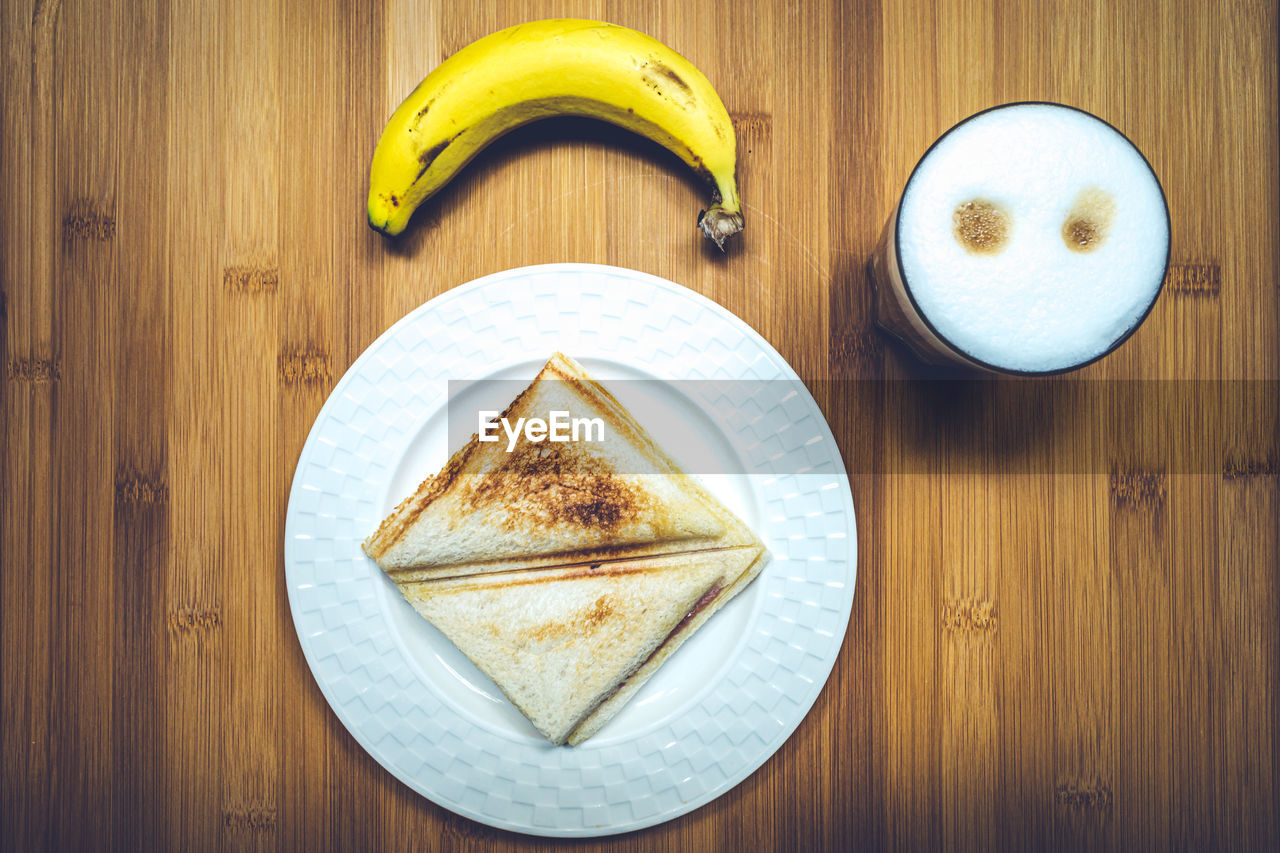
[894,103,1170,373]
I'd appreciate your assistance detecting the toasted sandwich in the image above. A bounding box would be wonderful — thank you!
[366,352,768,744]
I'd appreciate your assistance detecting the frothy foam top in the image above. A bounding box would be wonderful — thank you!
[897,104,1169,373]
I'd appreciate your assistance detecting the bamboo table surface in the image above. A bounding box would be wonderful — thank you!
[2,0,1278,849]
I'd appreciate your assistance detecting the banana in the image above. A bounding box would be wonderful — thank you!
[367,19,743,249]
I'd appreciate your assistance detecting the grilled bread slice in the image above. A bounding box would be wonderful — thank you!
[399,545,764,745]
[364,353,753,581]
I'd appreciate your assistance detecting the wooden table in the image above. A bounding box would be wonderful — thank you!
[3,0,1277,849]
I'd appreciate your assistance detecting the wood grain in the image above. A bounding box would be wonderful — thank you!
[2,0,1278,849]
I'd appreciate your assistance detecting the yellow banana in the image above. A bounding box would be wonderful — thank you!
[367,19,743,249]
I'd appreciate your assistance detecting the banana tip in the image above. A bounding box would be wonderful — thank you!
[698,206,744,252]
[368,214,399,238]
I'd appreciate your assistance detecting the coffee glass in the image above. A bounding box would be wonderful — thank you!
[868,102,1171,375]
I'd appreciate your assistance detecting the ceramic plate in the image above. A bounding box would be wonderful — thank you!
[284,263,856,836]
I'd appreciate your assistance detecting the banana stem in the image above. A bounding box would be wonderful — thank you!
[698,205,744,251]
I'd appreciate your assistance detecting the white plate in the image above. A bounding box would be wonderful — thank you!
[284,263,857,837]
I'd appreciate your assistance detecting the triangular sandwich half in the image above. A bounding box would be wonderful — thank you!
[364,352,754,581]
[398,545,765,745]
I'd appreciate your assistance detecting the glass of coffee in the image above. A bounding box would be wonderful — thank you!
[868,102,1171,375]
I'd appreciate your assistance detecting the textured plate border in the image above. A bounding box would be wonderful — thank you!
[284,263,857,837]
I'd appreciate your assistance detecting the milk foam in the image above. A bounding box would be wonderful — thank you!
[896,104,1169,373]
